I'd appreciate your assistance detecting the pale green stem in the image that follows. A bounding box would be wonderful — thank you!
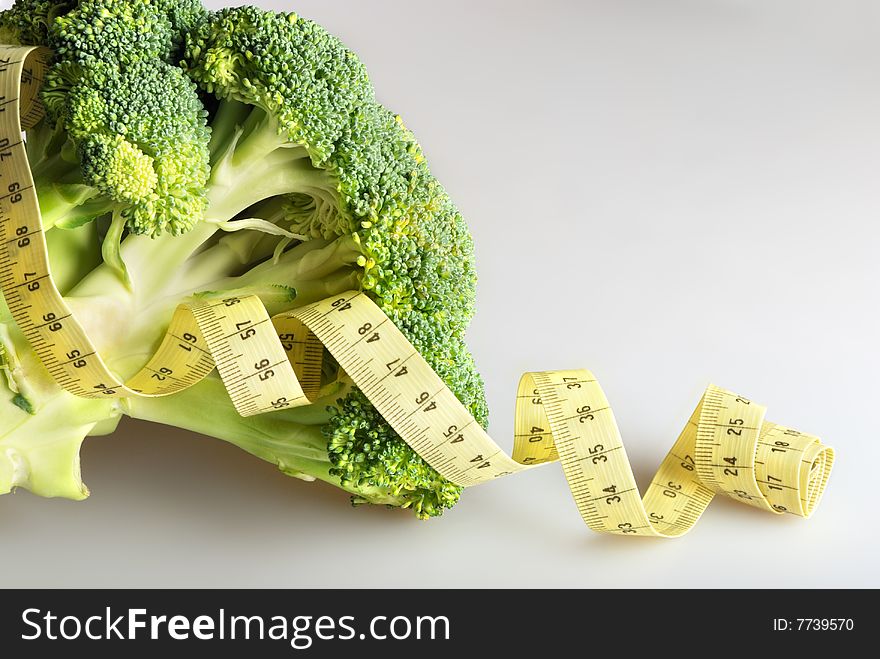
[124,374,402,505]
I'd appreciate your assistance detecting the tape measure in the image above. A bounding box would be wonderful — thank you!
[0,45,835,536]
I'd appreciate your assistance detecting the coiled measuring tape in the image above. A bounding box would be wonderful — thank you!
[0,45,834,536]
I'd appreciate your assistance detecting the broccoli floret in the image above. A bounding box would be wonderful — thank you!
[24,1,212,236]
[182,7,374,218]
[152,0,208,59]
[30,58,211,236]
[1,4,486,519]
[51,0,174,66]
[50,0,207,64]
[0,0,75,46]
[67,60,211,235]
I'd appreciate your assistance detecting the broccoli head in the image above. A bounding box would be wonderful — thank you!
[0,3,486,519]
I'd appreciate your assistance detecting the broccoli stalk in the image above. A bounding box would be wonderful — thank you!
[0,297,119,499]
[123,374,408,508]
[0,228,370,504]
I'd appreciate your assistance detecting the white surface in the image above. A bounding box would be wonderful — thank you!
[1,0,878,587]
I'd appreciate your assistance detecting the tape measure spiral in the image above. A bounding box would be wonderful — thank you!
[0,45,834,536]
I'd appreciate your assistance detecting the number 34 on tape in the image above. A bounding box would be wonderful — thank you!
[287,294,835,537]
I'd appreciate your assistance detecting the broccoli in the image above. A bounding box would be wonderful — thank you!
[0,2,486,518]
[17,0,212,240]
[0,0,75,46]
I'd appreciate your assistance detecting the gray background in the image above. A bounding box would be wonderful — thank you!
[1,0,877,587]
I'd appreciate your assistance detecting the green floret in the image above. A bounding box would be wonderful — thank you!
[30,58,211,236]
[181,6,374,222]
[2,0,212,228]
[152,0,207,59]
[78,134,158,203]
[23,1,212,236]
[67,60,211,235]
[50,0,181,66]
[51,0,171,66]
[0,0,75,46]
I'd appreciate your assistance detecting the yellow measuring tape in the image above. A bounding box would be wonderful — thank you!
[0,45,834,536]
